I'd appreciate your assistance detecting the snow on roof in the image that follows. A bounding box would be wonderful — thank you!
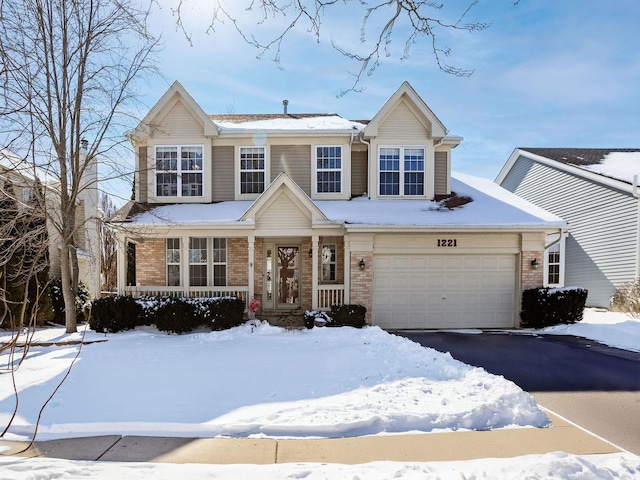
[581,151,640,184]
[127,172,565,229]
[0,149,58,187]
[210,114,366,132]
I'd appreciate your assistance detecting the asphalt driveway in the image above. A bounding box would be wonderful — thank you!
[396,330,640,454]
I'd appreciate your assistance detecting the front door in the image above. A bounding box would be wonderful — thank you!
[276,246,300,308]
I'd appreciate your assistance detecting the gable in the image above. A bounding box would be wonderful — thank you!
[152,99,204,138]
[378,99,431,140]
[365,82,447,139]
[255,188,311,230]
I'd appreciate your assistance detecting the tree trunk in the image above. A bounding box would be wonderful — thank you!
[60,243,77,333]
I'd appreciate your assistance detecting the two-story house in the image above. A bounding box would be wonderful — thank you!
[496,148,640,307]
[111,81,565,329]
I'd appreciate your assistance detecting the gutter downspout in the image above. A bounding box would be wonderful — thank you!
[357,131,371,199]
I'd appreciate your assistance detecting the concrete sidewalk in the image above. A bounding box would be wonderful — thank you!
[0,411,623,465]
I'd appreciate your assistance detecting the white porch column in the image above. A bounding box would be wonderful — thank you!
[116,233,127,294]
[311,235,319,310]
[248,235,255,302]
[343,235,351,304]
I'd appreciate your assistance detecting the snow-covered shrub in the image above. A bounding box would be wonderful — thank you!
[90,295,143,333]
[208,297,245,331]
[153,296,203,334]
[520,287,588,328]
[328,304,367,328]
[611,279,640,318]
[303,310,332,329]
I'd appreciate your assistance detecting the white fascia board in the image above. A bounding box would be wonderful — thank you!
[343,223,566,233]
[498,149,635,194]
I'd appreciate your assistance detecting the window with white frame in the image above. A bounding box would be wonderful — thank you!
[166,238,181,286]
[189,238,208,287]
[316,146,342,193]
[379,146,425,196]
[546,243,561,286]
[212,238,227,286]
[239,147,265,194]
[321,243,337,282]
[155,146,203,197]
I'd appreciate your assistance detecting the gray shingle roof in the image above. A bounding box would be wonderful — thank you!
[520,148,640,167]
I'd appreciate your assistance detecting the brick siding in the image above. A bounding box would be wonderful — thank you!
[349,251,373,324]
[135,238,165,286]
[227,237,248,286]
[521,251,544,292]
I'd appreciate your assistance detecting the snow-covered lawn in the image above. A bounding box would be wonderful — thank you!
[1,452,639,480]
[1,313,639,478]
[538,308,640,352]
[0,323,547,441]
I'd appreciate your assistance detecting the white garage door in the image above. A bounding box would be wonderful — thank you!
[373,255,517,329]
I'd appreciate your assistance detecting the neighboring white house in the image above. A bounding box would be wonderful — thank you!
[496,148,640,307]
[111,81,565,329]
[0,149,102,300]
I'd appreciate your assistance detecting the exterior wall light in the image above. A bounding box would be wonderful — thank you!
[359,259,366,270]
[530,258,538,269]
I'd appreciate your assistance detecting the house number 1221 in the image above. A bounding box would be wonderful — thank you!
[437,239,457,247]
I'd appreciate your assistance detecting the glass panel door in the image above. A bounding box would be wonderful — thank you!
[277,246,299,307]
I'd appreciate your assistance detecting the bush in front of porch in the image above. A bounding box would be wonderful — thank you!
[89,295,245,334]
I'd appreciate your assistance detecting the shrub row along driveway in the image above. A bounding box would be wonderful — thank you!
[397,331,640,455]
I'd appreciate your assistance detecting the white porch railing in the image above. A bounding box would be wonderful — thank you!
[124,286,249,305]
[317,284,345,310]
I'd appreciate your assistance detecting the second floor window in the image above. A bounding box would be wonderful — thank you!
[155,146,203,197]
[379,146,425,196]
[316,146,342,193]
[240,147,265,194]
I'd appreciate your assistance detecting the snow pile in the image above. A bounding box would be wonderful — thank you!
[0,452,638,479]
[582,151,640,184]
[541,308,640,352]
[0,324,548,441]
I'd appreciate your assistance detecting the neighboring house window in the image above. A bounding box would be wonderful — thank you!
[240,147,265,194]
[379,146,425,196]
[166,238,181,286]
[189,238,208,287]
[212,238,227,286]
[22,187,31,203]
[316,146,342,193]
[321,243,337,282]
[155,145,203,197]
[546,243,561,286]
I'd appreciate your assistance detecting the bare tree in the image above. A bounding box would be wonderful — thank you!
[174,0,492,93]
[100,193,118,293]
[0,0,159,333]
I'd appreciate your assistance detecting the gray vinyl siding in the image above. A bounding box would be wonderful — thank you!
[138,146,148,203]
[434,151,448,195]
[212,145,234,201]
[501,156,638,307]
[270,145,311,196]
[351,150,368,197]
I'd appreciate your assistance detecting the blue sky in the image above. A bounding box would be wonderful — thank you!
[128,0,639,189]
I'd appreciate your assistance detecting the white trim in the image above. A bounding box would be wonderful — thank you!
[497,148,637,194]
[377,145,427,198]
[314,145,343,196]
[154,144,204,198]
[543,233,565,287]
[237,145,267,199]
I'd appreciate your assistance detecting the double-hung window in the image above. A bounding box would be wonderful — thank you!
[155,146,203,197]
[212,238,227,286]
[379,146,425,196]
[321,243,337,282]
[189,238,208,287]
[166,238,181,286]
[316,146,342,193]
[240,147,265,194]
[546,243,561,286]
